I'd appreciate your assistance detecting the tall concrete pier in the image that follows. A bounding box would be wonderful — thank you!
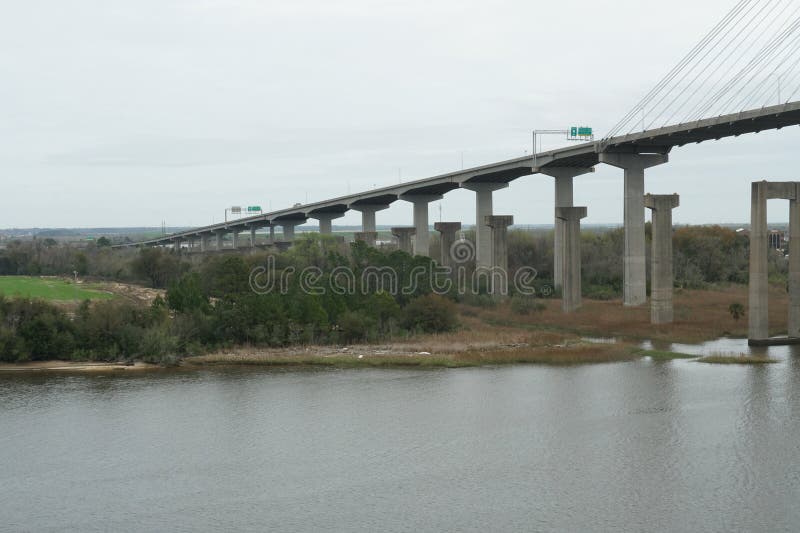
[391,227,415,253]
[312,212,345,234]
[485,215,513,295]
[463,183,508,268]
[599,153,668,306]
[540,167,593,289]
[434,222,461,268]
[644,194,679,324]
[749,181,800,342]
[791,195,800,338]
[282,223,297,241]
[352,204,388,235]
[555,207,587,313]
[401,194,442,256]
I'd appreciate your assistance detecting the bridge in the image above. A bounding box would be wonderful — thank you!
[121,101,800,296]
[119,0,800,341]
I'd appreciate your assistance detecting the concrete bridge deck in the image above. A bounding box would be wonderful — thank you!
[120,101,800,249]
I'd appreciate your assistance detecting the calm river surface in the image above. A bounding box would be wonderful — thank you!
[2,346,800,532]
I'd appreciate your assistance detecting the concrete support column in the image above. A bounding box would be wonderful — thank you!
[485,215,513,295]
[400,194,442,257]
[352,204,389,233]
[249,227,257,248]
[269,226,275,244]
[351,204,390,246]
[599,152,668,306]
[172,238,182,252]
[200,234,211,253]
[462,183,508,268]
[391,227,415,254]
[645,194,679,324]
[354,231,378,246]
[215,232,225,250]
[539,167,593,289]
[434,222,461,268]
[749,181,769,341]
[555,207,587,313]
[312,212,345,235]
[790,197,800,337]
[282,223,298,242]
[231,232,240,249]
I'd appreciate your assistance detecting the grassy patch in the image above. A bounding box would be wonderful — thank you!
[695,353,778,365]
[189,342,640,369]
[0,276,113,301]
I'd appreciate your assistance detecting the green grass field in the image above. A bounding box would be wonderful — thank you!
[0,276,114,302]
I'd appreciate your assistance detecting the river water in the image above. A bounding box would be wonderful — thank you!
[1,344,799,532]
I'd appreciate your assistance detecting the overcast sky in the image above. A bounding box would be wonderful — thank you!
[2,0,799,229]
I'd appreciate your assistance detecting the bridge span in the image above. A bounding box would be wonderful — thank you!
[120,101,800,308]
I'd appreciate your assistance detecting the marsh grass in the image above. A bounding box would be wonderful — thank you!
[189,342,640,369]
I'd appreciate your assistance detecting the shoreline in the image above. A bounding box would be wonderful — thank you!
[0,361,162,372]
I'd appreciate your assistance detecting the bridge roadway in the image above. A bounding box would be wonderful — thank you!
[122,101,800,306]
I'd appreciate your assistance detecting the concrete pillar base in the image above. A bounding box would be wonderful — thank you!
[749,181,800,341]
[555,207,587,313]
[391,227,416,254]
[539,167,593,289]
[434,222,462,267]
[485,215,513,296]
[462,182,508,268]
[645,194,679,324]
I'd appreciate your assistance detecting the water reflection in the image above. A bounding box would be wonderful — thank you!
[641,336,800,359]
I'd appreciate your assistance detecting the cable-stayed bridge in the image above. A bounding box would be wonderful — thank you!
[120,0,800,323]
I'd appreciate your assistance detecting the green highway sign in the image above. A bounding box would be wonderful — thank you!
[570,126,593,138]
[247,206,262,212]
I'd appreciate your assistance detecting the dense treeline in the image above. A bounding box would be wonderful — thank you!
[0,237,459,363]
[0,226,788,363]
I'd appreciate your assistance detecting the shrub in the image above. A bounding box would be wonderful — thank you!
[401,294,458,333]
[336,311,374,343]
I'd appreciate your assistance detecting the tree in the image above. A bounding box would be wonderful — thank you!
[167,273,210,314]
[401,294,458,333]
[131,248,186,288]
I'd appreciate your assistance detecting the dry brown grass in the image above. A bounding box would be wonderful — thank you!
[188,341,639,368]
[475,285,788,344]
